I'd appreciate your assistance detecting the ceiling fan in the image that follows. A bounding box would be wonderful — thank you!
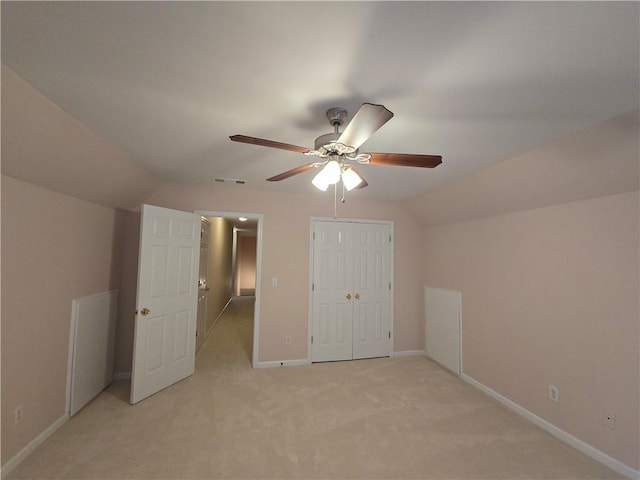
[230,103,442,191]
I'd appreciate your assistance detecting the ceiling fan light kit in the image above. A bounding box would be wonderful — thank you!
[230,102,442,207]
[312,159,364,192]
[340,166,364,191]
[312,159,341,191]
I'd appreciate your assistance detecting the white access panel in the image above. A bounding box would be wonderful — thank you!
[68,290,117,416]
[425,286,461,374]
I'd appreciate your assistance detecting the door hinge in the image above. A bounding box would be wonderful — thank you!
[313,232,316,240]
[311,336,314,344]
[389,331,391,339]
[389,282,391,290]
[312,283,314,291]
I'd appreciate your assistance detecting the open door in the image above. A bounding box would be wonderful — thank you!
[131,205,200,404]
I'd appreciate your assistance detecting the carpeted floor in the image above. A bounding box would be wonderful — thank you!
[8,296,623,479]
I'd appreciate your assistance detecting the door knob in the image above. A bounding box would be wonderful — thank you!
[345,293,352,300]
[140,308,151,316]
[355,293,360,300]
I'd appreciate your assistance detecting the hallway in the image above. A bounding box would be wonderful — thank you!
[197,295,254,371]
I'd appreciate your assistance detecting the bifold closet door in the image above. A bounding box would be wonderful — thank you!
[311,220,391,362]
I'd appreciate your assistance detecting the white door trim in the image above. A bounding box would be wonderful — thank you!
[196,210,263,368]
[308,217,394,361]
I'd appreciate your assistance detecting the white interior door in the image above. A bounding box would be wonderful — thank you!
[131,205,199,404]
[352,223,391,359]
[311,220,392,362]
[311,221,354,362]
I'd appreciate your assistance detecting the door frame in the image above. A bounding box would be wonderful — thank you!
[308,217,395,361]
[196,210,263,368]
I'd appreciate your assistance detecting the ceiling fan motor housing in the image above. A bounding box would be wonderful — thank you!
[314,132,341,151]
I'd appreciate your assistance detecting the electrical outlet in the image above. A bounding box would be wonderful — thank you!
[285,335,292,345]
[603,411,616,429]
[548,385,559,402]
[394,328,400,338]
[14,405,23,424]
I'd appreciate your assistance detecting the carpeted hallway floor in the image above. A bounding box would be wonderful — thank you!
[8,296,624,479]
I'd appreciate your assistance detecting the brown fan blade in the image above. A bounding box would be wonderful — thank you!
[336,103,394,150]
[368,152,442,168]
[349,166,369,189]
[230,135,310,154]
[266,163,316,182]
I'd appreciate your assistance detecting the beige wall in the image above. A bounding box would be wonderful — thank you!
[113,211,141,375]
[237,234,256,295]
[422,191,639,469]
[1,175,126,462]
[206,217,233,333]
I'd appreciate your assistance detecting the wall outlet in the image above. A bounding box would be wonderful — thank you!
[14,405,23,424]
[548,385,559,402]
[285,335,292,345]
[394,328,400,338]
[603,411,616,429]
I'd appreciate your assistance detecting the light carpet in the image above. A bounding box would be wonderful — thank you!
[8,296,623,479]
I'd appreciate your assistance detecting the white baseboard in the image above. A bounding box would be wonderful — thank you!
[256,353,428,367]
[461,373,639,480]
[1,413,69,478]
[208,297,233,337]
[113,371,131,380]
[392,349,426,358]
[254,359,310,368]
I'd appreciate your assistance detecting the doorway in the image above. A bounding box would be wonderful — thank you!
[232,226,257,297]
[196,210,262,368]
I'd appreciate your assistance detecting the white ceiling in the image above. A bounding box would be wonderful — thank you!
[2,2,638,201]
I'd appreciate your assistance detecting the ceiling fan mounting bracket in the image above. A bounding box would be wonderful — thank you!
[325,107,348,127]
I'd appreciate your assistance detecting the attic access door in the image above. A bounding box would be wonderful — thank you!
[131,205,200,404]
[311,219,392,362]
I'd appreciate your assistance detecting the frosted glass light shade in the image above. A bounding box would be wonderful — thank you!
[341,168,363,191]
[312,160,341,191]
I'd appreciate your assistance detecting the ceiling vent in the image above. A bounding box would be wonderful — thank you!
[211,177,246,185]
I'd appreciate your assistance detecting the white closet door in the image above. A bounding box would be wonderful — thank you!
[352,223,391,359]
[311,220,392,362]
[311,221,354,362]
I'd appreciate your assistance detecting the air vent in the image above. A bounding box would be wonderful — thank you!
[211,177,246,185]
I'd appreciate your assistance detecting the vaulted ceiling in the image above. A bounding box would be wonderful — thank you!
[2,2,638,203]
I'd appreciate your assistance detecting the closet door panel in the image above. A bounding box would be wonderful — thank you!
[352,223,391,360]
[311,221,353,362]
